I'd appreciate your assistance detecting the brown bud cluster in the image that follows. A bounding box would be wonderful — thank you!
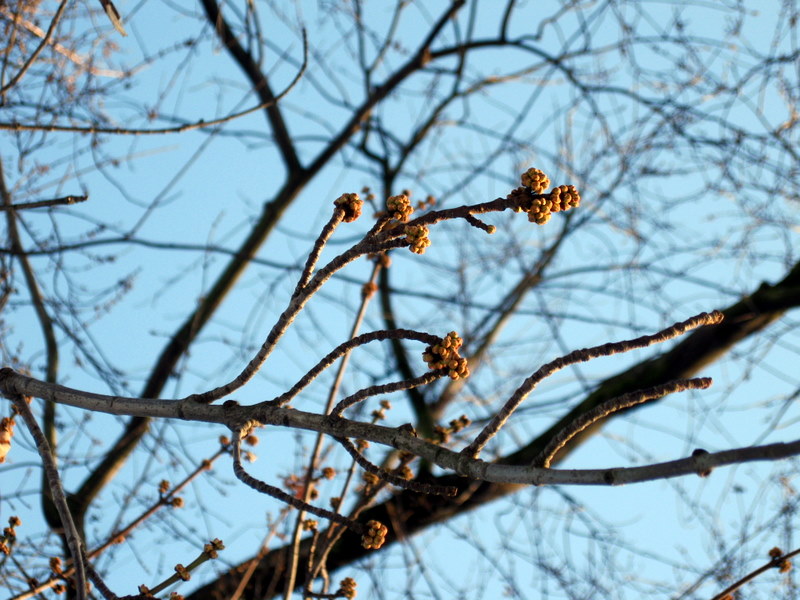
[520,167,550,193]
[433,415,471,444]
[404,224,431,254]
[769,547,792,572]
[386,194,414,221]
[527,185,581,225]
[509,168,581,226]
[361,281,378,299]
[0,516,20,556]
[334,193,363,223]
[548,185,580,212]
[417,195,436,210]
[338,576,358,599]
[50,557,63,576]
[0,417,15,463]
[362,472,380,487]
[174,563,191,581]
[203,538,224,558]
[422,332,470,380]
[361,520,388,550]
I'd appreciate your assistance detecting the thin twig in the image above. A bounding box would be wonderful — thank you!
[0,30,309,135]
[330,371,443,417]
[185,235,407,404]
[271,329,440,408]
[711,547,800,600]
[293,209,345,296]
[284,262,381,599]
[0,7,125,77]
[0,1,70,96]
[81,556,118,600]
[10,396,87,600]
[462,311,724,458]
[335,436,457,496]
[534,378,713,467]
[0,195,88,211]
[231,432,364,534]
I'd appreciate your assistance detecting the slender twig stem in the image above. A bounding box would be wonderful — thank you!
[10,396,86,600]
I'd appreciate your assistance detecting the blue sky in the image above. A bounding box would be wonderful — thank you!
[2,1,800,598]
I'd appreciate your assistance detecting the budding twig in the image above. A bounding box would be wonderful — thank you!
[271,329,441,408]
[230,431,364,535]
[335,436,457,496]
[462,311,724,458]
[534,378,713,467]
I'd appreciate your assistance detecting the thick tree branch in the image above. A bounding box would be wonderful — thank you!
[3,368,796,488]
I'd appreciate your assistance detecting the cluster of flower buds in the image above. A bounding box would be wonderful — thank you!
[361,520,388,550]
[404,224,431,254]
[0,417,14,463]
[174,564,191,581]
[520,167,550,193]
[338,576,358,599]
[433,414,472,444]
[512,168,581,225]
[422,332,470,380]
[203,538,224,559]
[1,516,20,556]
[386,194,414,221]
[303,519,318,531]
[417,194,436,210]
[334,193,363,223]
[371,399,392,421]
[362,472,380,487]
[395,464,414,480]
[769,547,792,573]
[548,185,580,212]
[361,281,378,299]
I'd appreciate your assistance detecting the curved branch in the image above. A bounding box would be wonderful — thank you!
[10,396,86,600]
[0,30,307,136]
[200,0,302,174]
